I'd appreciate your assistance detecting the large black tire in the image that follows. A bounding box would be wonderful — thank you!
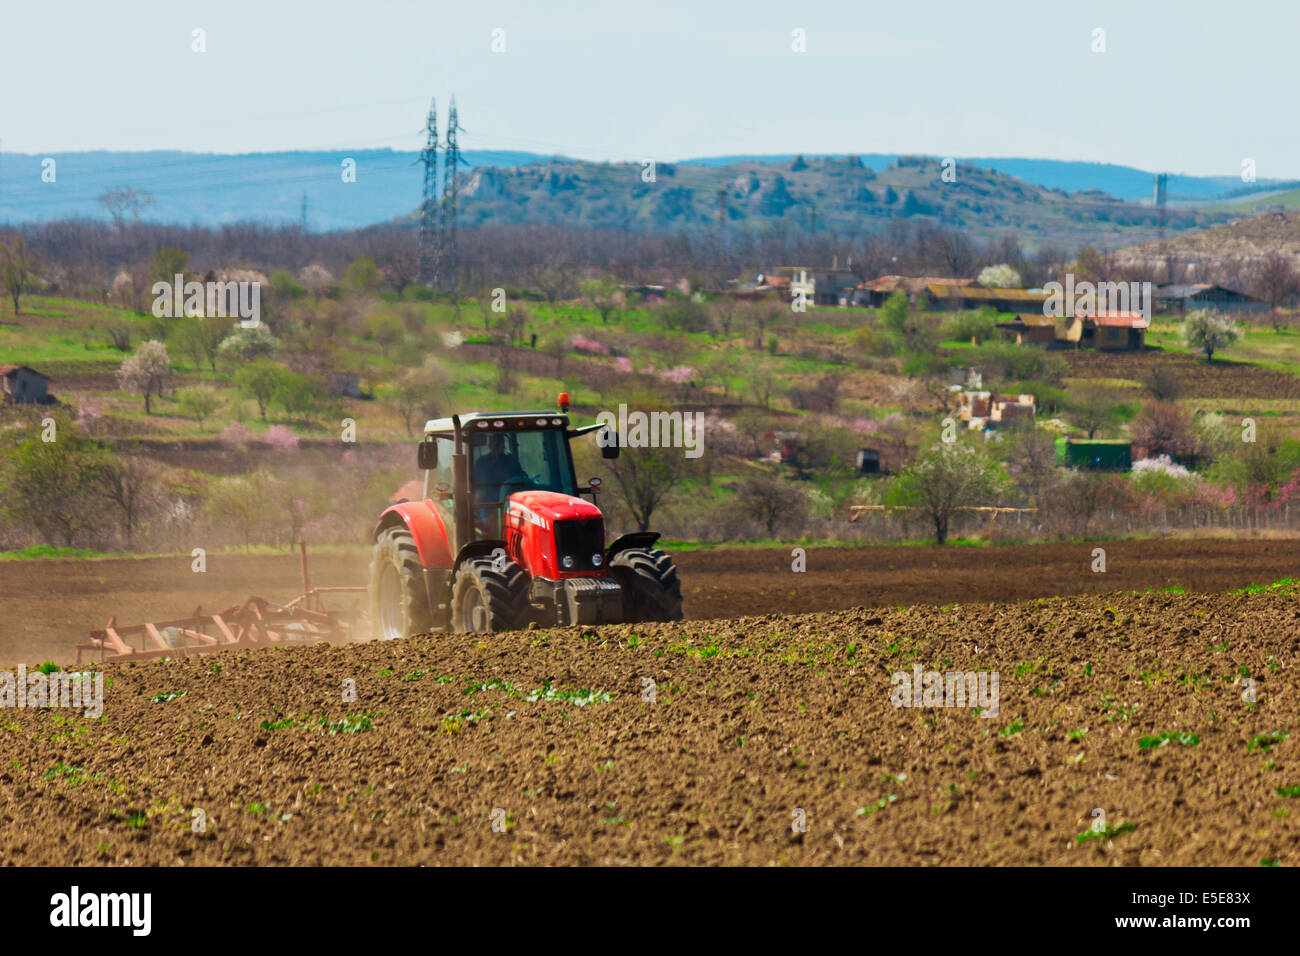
[609,548,684,622]
[451,557,531,633]
[369,527,435,640]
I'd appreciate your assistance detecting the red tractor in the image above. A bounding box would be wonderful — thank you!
[368,395,684,637]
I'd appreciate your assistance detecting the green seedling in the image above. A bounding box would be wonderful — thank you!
[1249,730,1290,752]
[857,794,899,815]
[1077,822,1137,843]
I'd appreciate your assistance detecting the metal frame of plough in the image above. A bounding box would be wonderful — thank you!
[74,542,367,665]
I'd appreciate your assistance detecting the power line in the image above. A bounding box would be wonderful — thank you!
[442,96,466,296]
[418,98,440,287]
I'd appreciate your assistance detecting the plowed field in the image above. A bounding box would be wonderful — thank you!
[2,590,1298,865]
[5,537,1300,667]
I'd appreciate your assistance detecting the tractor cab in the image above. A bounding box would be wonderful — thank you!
[419,410,589,542]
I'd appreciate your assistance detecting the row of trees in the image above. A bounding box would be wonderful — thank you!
[6,216,1075,307]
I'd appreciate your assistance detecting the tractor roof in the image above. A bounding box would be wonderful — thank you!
[423,411,570,436]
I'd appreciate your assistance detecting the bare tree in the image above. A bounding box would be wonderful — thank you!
[390,363,447,436]
[1253,253,1300,329]
[1068,386,1121,439]
[0,235,43,314]
[602,443,692,532]
[734,474,809,536]
[98,186,154,228]
[100,453,163,547]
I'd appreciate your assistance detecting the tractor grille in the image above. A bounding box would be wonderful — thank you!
[554,518,605,572]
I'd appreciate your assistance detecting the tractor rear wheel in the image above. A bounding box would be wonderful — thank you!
[451,557,531,633]
[609,548,684,622]
[369,527,435,640]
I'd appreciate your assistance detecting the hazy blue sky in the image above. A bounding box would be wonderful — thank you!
[2,0,1294,176]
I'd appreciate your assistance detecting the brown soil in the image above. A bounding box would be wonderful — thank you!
[1,590,1296,865]
[1062,348,1300,398]
[5,537,1300,668]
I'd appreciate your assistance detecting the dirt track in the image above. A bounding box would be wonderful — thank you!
[4,538,1300,667]
[2,590,1297,865]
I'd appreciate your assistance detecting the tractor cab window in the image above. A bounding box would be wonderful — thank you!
[465,424,572,504]
[426,436,455,509]
[469,427,577,503]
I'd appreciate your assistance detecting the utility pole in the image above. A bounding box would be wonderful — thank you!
[1154,172,1169,242]
[442,96,465,297]
[300,192,308,232]
[418,98,440,288]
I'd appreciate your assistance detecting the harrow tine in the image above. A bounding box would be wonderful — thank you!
[76,545,366,662]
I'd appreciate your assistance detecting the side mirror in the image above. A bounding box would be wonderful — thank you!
[600,429,620,459]
[417,440,438,470]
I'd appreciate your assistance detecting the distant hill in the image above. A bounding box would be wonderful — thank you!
[682,155,1283,203]
[454,155,1234,246]
[0,148,1263,241]
[1119,209,1300,264]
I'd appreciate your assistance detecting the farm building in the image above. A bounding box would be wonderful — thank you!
[762,266,859,306]
[995,313,1058,345]
[0,365,53,404]
[859,275,975,308]
[1056,438,1132,471]
[855,448,881,474]
[957,390,1036,429]
[1079,311,1149,350]
[999,311,1148,350]
[921,285,1050,313]
[1153,284,1267,314]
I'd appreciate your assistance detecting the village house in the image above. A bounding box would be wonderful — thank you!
[920,284,1051,313]
[996,310,1148,351]
[1153,283,1267,314]
[1075,311,1149,350]
[0,365,53,404]
[762,265,860,306]
[957,390,1036,430]
[859,275,976,308]
[995,313,1058,345]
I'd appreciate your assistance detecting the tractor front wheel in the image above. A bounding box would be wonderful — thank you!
[369,527,434,640]
[451,557,531,633]
[609,548,684,622]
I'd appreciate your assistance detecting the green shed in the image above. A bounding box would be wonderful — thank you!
[1055,438,1132,471]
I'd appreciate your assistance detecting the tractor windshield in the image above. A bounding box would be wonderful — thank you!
[469,427,577,504]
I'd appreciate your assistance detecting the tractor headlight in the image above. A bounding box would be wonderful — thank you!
[561,555,575,569]
[591,553,603,567]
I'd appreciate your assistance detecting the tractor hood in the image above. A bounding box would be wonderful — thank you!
[505,490,601,530]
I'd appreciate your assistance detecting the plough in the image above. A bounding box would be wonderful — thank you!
[75,542,367,665]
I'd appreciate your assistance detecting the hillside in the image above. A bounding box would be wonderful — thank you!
[457,155,1232,246]
[685,155,1278,204]
[1119,209,1300,265]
